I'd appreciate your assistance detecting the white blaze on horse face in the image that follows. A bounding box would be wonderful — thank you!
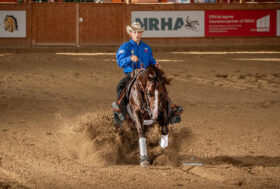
[152,89,159,120]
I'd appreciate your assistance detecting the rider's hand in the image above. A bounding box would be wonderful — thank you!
[155,62,162,70]
[130,55,139,62]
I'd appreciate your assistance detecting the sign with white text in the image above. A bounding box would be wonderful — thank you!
[205,10,276,37]
[131,11,204,38]
[0,11,26,38]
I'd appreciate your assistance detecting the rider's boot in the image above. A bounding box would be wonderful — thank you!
[169,104,183,124]
[171,104,183,115]
[112,89,126,126]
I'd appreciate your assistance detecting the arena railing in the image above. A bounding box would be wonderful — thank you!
[6,0,280,3]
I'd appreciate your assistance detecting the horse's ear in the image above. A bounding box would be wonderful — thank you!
[165,77,172,85]
[160,73,172,85]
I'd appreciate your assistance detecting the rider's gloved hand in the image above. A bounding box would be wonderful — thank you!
[130,55,139,62]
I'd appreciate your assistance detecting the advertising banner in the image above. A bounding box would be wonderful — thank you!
[277,10,280,36]
[0,11,26,38]
[131,11,204,38]
[205,10,276,37]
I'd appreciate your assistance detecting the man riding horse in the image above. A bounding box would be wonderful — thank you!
[112,22,182,126]
[112,22,183,166]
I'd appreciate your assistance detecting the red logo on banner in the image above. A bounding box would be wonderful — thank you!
[205,10,276,37]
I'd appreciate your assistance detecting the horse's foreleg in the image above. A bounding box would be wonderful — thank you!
[158,110,169,149]
[139,137,148,160]
[134,110,149,167]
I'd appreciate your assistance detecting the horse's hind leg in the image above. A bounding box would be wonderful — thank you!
[134,110,150,167]
[158,111,169,149]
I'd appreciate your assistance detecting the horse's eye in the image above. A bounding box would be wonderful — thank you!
[148,76,153,81]
[148,74,156,81]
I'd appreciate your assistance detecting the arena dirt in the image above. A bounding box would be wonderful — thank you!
[0,47,280,188]
[60,112,182,167]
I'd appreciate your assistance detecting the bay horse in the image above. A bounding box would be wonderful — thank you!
[125,65,171,167]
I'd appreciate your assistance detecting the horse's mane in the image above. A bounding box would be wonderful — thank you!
[146,65,172,85]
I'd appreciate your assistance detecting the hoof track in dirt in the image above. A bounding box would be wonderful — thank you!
[64,112,188,167]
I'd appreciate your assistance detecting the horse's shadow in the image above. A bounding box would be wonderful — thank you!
[192,155,280,167]
[114,121,280,167]
[115,122,280,167]
[76,113,280,168]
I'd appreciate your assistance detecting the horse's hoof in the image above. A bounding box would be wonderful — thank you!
[139,156,150,167]
[140,160,150,167]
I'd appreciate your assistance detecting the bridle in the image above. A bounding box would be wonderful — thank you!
[137,79,161,120]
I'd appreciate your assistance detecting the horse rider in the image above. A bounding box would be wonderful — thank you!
[112,22,182,126]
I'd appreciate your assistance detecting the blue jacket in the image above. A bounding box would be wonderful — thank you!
[116,39,157,74]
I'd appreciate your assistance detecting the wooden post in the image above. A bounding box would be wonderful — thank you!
[76,3,80,47]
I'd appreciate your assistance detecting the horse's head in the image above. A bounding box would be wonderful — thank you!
[139,66,170,121]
